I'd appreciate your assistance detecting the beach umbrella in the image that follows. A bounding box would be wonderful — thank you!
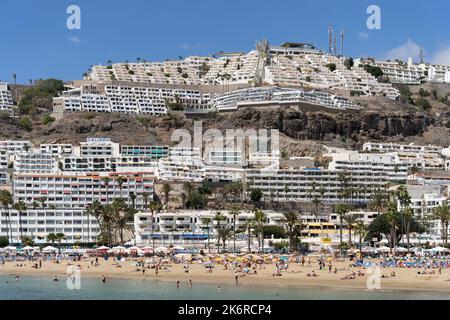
[4,246,17,251]
[430,246,450,253]
[42,246,58,252]
[361,246,375,253]
[128,246,142,252]
[376,246,391,253]
[172,246,185,251]
[112,246,126,252]
[97,246,110,251]
[22,246,34,251]
[155,246,168,253]
[394,247,408,253]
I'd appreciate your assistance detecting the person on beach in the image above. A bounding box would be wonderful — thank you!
[142,268,146,276]
[53,275,58,282]
[235,273,239,285]
[189,279,192,288]
[217,286,222,293]
[176,281,180,289]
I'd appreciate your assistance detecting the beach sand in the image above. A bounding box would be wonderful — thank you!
[1,258,450,293]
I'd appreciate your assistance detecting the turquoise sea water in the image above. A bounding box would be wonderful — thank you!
[0,275,449,300]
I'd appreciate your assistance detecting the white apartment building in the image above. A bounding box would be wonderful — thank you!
[40,144,74,156]
[398,185,448,243]
[77,138,120,157]
[357,57,450,84]
[213,87,360,112]
[0,208,99,244]
[84,41,400,101]
[0,82,13,113]
[0,171,9,185]
[13,172,154,210]
[204,165,243,183]
[134,210,284,246]
[0,140,32,154]
[207,148,245,166]
[14,152,58,174]
[246,149,409,204]
[362,142,443,155]
[120,145,169,159]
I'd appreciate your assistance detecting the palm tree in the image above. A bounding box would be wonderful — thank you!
[162,183,172,210]
[129,192,137,209]
[334,204,349,247]
[230,208,240,253]
[432,203,450,245]
[343,214,358,246]
[396,185,411,245]
[149,201,163,247]
[47,233,57,246]
[142,192,150,211]
[102,177,111,204]
[370,187,387,214]
[213,212,225,253]
[253,209,266,253]
[111,198,127,245]
[202,218,212,254]
[86,200,103,245]
[283,212,300,252]
[14,201,27,242]
[56,233,66,254]
[0,190,13,244]
[218,228,232,252]
[244,220,254,253]
[354,221,367,251]
[116,176,125,198]
[114,207,134,245]
[386,197,399,253]
[403,206,414,248]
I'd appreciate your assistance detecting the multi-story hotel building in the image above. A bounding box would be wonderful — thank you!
[12,172,154,210]
[0,208,99,244]
[0,82,13,113]
[134,210,285,246]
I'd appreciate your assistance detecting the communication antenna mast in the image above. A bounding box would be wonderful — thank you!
[328,25,333,54]
[340,31,345,57]
[419,48,424,64]
[333,36,337,56]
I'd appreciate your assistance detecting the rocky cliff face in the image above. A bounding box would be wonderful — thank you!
[225,108,434,143]
[0,107,444,151]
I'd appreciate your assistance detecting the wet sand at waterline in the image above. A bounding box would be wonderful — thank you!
[1,259,450,292]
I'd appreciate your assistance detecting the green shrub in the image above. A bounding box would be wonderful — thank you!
[19,116,33,131]
[42,115,55,125]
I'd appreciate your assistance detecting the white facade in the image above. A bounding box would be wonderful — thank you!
[13,172,154,210]
[0,208,99,244]
[0,82,13,113]
[134,210,284,246]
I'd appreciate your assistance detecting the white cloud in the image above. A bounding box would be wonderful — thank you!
[431,47,450,66]
[384,39,421,62]
[68,36,80,44]
[358,32,369,40]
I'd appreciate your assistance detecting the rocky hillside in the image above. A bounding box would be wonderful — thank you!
[2,83,450,157]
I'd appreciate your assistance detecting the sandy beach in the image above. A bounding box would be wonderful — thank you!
[1,258,450,293]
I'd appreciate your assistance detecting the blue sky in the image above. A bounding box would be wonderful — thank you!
[1,0,449,83]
